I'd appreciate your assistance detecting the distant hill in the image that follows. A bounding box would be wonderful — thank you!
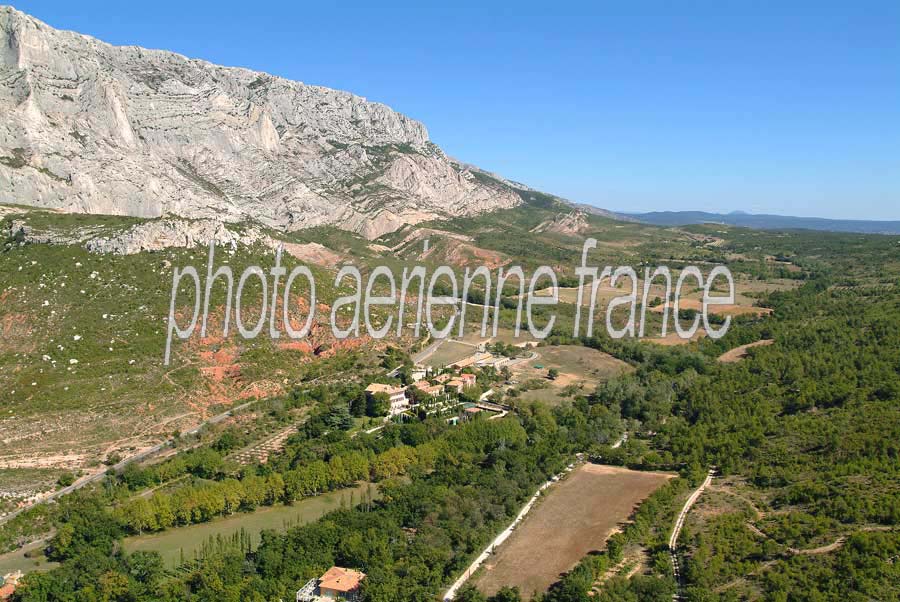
[631,210,900,235]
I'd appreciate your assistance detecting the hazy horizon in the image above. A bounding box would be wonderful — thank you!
[612,207,900,221]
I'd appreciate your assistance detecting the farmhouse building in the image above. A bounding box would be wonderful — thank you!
[0,572,22,601]
[476,355,509,369]
[365,383,409,416]
[450,352,492,370]
[459,373,477,388]
[410,364,428,381]
[296,567,366,602]
[412,380,444,398]
[446,378,465,393]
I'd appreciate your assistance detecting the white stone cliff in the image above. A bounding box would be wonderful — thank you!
[0,6,522,239]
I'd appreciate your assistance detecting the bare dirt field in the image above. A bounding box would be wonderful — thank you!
[513,345,631,380]
[474,464,674,599]
[641,331,707,346]
[511,345,632,406]
[533,283,666,307]
[281,242,344,267]
[650,298,773,317]
[536,277,799,311]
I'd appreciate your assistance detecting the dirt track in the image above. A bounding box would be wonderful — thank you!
[717,339,774,363]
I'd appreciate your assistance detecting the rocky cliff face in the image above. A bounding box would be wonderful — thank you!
[6,215,265,254]
[0,6,521,239]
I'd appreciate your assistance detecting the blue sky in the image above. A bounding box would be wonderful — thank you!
[11,1,900,219]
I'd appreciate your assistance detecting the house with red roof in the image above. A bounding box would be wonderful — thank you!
[296,566,366,602]
[0,572,22,601]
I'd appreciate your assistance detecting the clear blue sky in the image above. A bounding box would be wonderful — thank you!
[11,1,900,220]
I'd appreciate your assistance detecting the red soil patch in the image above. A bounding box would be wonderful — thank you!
[641,331,707,346]
[422,241,507,269]
[317,336,369,358]
[278,340,314,353]
[281,242,344,267]
[0,312,36,352]
[238,380,283,400]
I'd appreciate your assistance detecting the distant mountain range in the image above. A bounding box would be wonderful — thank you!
[629,210,900,235]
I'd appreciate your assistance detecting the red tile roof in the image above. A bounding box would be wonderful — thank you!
[319,566,365,593]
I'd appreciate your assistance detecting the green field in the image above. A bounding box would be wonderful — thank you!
[123,482,377,567]
[425,340,478,368]
[0,539,58,576]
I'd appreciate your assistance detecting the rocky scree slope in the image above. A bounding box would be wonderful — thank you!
[0,6,521,239]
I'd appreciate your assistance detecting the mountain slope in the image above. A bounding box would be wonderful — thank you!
[0,6,522,239]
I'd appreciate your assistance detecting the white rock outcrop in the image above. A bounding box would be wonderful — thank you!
[84,219,265,254]
[0,7,521,239]
[5,215,263,254]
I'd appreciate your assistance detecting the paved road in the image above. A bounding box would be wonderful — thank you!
[504,350,538,367]
[0,398,264,527]
[412,337,445,364]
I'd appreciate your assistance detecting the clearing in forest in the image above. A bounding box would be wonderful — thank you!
[717,339,775,363]
[474,464,674,600]
[511,345,632,406]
